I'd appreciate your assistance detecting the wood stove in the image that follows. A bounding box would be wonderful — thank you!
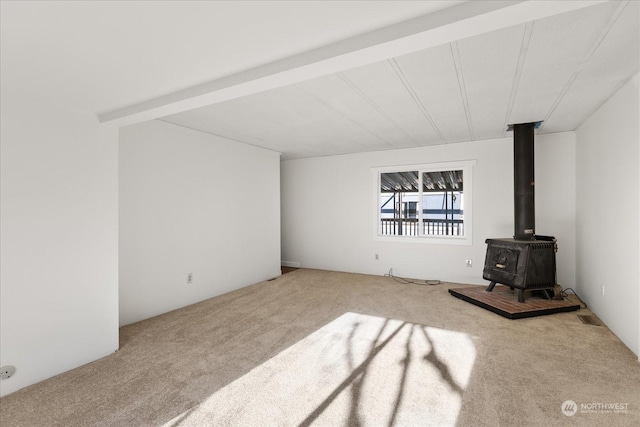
[483,122,557,303]
[483,237,557,302]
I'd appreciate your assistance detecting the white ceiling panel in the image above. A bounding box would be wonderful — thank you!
[340,61,443,146]
[509,1,622,126]
[394,43,472,143]
[262,77,425,157]
[270,81,392,156]
[165,73,414,158]
[291,74,419,151]
[163,94,297,147]
[455,25,525,140]
[542,1,640,133]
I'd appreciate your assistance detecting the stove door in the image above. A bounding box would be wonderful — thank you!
[483,243,522,285]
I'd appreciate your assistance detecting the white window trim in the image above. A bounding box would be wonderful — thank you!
[372,160,476,245]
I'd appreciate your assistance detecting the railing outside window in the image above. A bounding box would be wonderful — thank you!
[380,218,464,236]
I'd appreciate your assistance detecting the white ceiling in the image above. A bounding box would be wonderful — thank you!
[2,1,638,160]
[0,1,461,112]
[162,0,639,159]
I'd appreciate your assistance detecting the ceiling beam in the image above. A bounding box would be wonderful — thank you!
[99,0,606,127]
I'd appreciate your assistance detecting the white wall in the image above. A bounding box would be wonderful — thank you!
[281,132,576,287]
[119,120,281,326]
[576,75,639,357]
[0,95,119,397]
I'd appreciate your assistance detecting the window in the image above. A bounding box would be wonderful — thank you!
[374,161,474,244]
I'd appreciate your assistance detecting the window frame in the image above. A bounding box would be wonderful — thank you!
[372,160,475,245]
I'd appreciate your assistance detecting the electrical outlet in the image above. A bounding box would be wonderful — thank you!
[375,253,379,260]
[465,259,473,267]
[187,273,193,284]
[601,284,605,296]
[0,365,16,380]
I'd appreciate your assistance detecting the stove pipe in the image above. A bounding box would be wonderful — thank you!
[511,122,539,241]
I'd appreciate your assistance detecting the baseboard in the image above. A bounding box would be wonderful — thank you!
[281,261,301,268]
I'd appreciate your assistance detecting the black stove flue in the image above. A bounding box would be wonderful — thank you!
[513,122,536,240]
[482,121,557,303]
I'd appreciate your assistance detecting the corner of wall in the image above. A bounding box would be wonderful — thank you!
[1,95,119,396]
[575,75,640,357]
[119,120,281,326]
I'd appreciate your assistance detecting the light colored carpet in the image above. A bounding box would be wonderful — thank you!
[1,268,639,426]
[165,312,475,426]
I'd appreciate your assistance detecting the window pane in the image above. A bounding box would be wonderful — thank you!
[379,171,419,236]
[422,170,464,236]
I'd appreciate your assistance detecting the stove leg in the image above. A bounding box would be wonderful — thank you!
[517,289,525,303]
[486,281,497,292]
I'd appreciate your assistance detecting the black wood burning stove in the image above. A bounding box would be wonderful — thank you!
[483,237,557,302]
[483,122,557,303]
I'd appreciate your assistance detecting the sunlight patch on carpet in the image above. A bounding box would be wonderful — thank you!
[164,312,476,426]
